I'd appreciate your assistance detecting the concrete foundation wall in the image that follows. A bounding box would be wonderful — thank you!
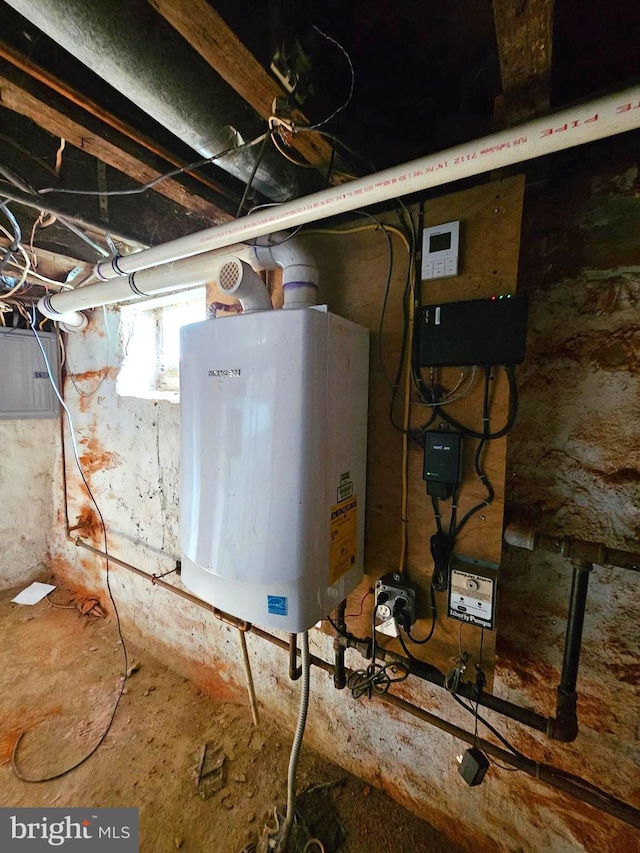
[42,135,640,852]
[0,418,59,590]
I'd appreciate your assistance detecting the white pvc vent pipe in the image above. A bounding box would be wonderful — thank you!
[38,243,254,326]
[216,258,273,313]
[91,86,640,282]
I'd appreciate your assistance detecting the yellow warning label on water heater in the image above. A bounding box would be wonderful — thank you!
[329,497,357,585]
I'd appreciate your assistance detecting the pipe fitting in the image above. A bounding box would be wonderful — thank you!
[252,234,319,309]
[216,258,272,313]
[549,687,579,742]
[37,294,88,332]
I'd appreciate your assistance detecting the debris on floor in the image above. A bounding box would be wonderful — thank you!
[1,585,467,853]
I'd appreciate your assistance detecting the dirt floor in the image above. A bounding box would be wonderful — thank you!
[0,583,468,853]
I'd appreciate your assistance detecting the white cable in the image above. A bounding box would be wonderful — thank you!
[277,630,310,853]
[6,259,74,289]
[0,222,30,297]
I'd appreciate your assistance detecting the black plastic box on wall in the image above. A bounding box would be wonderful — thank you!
[416,294,528,367]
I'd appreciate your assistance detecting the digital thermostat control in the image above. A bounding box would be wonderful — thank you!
[421,220,460,280]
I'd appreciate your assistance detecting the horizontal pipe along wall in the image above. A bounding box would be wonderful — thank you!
[45,143,640,850]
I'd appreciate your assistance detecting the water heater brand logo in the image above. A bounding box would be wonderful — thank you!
[208,369,241,378]
[1,808,138,850]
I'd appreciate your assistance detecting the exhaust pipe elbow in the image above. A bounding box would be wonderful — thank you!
[37,295,88,333]
[216,258,272,313]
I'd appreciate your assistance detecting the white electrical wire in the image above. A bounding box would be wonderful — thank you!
[5,259,74,289]
[0,222,30,298]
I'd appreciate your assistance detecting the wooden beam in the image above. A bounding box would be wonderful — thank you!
[0,65,231,224]
[147,0,335,170]
[0,40,236,206]
[493,0,555,124]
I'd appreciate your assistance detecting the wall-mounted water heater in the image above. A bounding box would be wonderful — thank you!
[179,304,369,632]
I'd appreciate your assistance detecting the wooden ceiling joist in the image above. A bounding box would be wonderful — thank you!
[493,0,555,124]
[147,0,335,170]
[0,63,231,224]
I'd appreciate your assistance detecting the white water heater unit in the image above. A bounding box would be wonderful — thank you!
[179,305,369,631]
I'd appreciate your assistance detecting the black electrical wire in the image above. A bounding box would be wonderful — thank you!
[452,369,495,537]
[403,584,437,645]
[326,612,350,639]
[11,314,129,783]
[452,695,527,760]
[309,26,355,130]
[37,133,268,198]
[235,131,271,218]
[417,364,519,440]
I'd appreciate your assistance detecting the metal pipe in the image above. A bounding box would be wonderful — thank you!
[504,522,640,572]
[548,560,593,743]
[88,85,640,282]
[288,634,302,681]
[4,0,316,201]
[0,39,237,203]
[237,628,259,727]
[333,600,347,690]
[408,656,551,734]
[74,538,251,631]
[69,537,640,829]
[560,560,593,695]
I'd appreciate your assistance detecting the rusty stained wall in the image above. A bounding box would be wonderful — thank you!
[44,135,640,853]
[0,418,59,590]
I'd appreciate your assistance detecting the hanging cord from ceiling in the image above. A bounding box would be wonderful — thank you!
[308,25,355,130]
[11,311,129,783]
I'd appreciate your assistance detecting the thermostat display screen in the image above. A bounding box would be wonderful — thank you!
[429,232,452,253]
[421,220,460,280]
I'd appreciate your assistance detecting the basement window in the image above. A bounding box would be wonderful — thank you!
[117,288,206,401]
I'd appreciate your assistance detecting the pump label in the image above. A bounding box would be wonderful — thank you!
[329,497,358,585]
[448,569,495,629]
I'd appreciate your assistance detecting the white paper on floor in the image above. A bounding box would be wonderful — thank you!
[11,582,56,605]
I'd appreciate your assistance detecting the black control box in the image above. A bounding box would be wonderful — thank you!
[423,431,463,499]
[416,294,528,367]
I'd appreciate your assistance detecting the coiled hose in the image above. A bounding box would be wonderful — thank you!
[277,630,310,852]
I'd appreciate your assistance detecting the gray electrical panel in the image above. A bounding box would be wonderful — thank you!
[0,327,59,419]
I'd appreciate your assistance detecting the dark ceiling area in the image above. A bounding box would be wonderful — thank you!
[0,0,638,266]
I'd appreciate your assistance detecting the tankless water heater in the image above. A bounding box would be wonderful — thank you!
[179,306,369,631]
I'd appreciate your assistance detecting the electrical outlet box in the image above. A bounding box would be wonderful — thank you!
[375,572,417,629]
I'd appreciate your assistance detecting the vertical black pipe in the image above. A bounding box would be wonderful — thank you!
[333,600,347,690]
[552,559,592,742]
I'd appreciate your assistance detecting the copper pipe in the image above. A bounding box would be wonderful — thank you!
[70,536,640,829]
[0,40,235,203]
[74,539,250,631]
[288,633,302,681]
